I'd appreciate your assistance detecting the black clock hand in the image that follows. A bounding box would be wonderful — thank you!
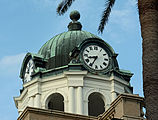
[88,56,97,59]
[26,67,30,73]
[91,56,98,65]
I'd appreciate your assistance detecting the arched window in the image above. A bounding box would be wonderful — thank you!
[46,93,64,111]
[88,92,105,117]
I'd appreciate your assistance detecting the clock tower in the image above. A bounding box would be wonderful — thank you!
[14,10,133,117]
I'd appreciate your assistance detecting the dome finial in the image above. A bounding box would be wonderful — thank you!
[68,10,82,31]
[70,10,80,22]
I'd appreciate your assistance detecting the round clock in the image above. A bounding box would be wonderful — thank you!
[82,44,109,71]
[24,59,35,83]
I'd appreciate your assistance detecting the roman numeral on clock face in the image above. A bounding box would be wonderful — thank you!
[89,63,93,67]
[86,49,89,53]
[85,59,89,63]
[94,46,98,50]
[103,62,107,66]
[89,46,93,50]
[104,58,108,61]
[84,54,88,57]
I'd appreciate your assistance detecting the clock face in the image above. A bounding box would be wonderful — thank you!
[24,59,35,83]
[82,45,109,71]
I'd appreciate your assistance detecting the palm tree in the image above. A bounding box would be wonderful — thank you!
[56,0,158,119]
[56,0,115,33]
[138,0,158,120]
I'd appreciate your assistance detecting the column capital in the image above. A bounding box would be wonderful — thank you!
[64,71,87,87]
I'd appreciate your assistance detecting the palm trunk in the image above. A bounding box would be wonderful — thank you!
[138,0,158,119]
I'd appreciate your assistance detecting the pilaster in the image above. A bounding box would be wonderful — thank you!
[68,87,75,113]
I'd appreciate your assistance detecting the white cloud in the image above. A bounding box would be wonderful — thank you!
[0,53,26,74]
[0,53,25,66]
[107,0,138,33]
[111,9,133,29]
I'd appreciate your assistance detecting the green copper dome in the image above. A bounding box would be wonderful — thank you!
[38,11,101,69]
[38,30,101,69]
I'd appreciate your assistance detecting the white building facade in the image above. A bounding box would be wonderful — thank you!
[14,10,133,117]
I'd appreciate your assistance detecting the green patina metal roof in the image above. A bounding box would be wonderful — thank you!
[38,30,101,69]
[38,31,100,58]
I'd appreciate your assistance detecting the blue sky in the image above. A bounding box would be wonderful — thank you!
[0,0,142,119]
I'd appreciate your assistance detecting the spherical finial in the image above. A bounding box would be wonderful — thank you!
[70,10,80,21]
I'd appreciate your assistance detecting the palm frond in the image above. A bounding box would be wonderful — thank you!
[98,0,116,34]
[57,0,76,15]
